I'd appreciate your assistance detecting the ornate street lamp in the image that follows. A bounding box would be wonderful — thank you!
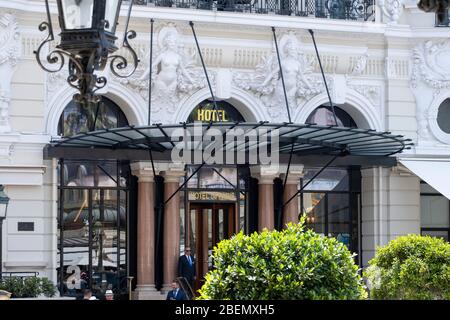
[34,0,139,104]
[417,0,450,24]
[0,185,10,280]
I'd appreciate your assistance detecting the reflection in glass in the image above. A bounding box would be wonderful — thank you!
[421,196,449,228]
[61,189,90,296]
[328,193,351,248]
[303,193,326,235]
[58,97,128,137]
[303,168,348,191]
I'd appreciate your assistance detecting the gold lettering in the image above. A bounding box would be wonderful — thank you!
[197,109,204,121]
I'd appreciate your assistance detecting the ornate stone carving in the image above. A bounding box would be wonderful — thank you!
[122,23,207,118]
[233,31,323,121]
[0,13,20,133]
[410,40,450,142]
[350,54,368,76]
[348,84,381,108]
[411,40,450,90]
[378,0,404,24]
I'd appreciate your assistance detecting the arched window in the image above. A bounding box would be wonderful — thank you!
[58,97,128,137]
[57,97,131,298]
[306,106,357,128]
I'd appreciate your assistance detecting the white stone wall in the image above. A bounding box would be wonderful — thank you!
[361,166,420,266]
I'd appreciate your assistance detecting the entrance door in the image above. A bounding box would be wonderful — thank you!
[188,203,235,291]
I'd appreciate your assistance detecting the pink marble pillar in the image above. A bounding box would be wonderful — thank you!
[131,162,157,300]
[162,168,185,291]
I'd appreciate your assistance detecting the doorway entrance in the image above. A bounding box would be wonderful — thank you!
[188,203,236,291]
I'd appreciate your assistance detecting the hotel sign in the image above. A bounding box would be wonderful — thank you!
[194,109,228,122]
[189,191,236,201]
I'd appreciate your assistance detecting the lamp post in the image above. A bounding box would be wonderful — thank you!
[0,185,10,281]
[34,0,139,104]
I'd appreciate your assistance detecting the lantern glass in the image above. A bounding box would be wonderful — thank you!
[61,0,94,30]
[104,0,121,33]
[0,203,7,219]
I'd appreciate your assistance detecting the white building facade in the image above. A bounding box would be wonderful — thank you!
[0,0,449,299]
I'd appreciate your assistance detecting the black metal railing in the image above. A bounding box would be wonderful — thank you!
[0,272,40,280]
[133,0,375,21]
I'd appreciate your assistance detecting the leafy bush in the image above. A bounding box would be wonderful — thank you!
[40,277,56,297]
[364,234,450,300]
[0,276,56,298]
[198,221,367,300]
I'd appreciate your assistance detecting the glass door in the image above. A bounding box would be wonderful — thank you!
[188,203,235,292]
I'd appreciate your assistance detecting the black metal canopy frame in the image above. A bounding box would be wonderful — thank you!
[50,20,414,234]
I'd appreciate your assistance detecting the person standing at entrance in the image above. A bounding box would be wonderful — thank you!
[178,247,195,288]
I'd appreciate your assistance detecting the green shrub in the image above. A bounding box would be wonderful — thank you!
[364,234,450,300]
[22,277,41,298]
[40,278,56,297]
[0,276,56,298]
[198,221,367,300]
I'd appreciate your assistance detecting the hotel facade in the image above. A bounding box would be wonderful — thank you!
[0,0,449,299]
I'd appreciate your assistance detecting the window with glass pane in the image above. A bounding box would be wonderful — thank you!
[303,192,326,235]
[328,193,351,248]
[420,181,450,242]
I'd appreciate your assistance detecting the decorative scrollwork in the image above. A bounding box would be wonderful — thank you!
[109,30,139,78]
[34,21,64,73]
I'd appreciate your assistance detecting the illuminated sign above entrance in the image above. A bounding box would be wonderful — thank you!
[187,100,245,123]
[196,109,228,122]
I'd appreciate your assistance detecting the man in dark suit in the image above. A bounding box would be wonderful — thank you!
[178,247,196,288]
[166,280,187,300]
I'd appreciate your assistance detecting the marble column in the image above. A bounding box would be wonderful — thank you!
[280,166,304,228]
[162,165,185,292]
[130,162,158,300]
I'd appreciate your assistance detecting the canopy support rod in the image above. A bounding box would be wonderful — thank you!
[308,29,338,127]
[283,154,340,207]
[164,161,206,206]
[147,19,157,177]
[271,27,292,124]
[277,143,295,229]
[148,18,154,126]
[190,21,220,127]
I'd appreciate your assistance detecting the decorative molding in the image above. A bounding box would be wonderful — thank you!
[411,40,450,90]
[121,23,208,119]
[378,0,405,24]
[0,13,20,133]
[350,53,369,76]
[347,84,382,108]
[0,13,19,67]
[233,31,325,121]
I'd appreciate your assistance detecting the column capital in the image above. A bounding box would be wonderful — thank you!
[161,163,186,183]
[279,165,304,185]
[131,161,155,182]
[251,165,280,184]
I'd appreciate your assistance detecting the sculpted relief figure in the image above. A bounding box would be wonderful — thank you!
[234,32,322,120]
[411,40,450,141]
[124,24,206,119]
[0,13,20,133]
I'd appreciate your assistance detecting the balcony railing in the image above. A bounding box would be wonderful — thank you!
[134,0,375,22]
